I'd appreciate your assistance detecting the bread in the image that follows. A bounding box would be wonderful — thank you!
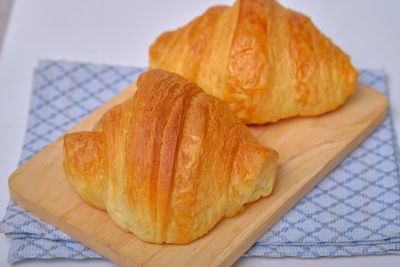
[149,0,358,124]
[63,69,278,244]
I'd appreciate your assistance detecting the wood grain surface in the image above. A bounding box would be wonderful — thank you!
[9,82,388,266]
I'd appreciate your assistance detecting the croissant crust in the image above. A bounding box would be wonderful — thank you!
[149,0,358,124]
[63,69,278,244]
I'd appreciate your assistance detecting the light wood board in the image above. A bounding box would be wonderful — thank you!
[9,82,388,266]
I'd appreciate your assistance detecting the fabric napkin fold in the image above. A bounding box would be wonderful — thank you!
[1,60,399,263]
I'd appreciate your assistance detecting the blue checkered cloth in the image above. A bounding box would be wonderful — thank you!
[1,60,399,263]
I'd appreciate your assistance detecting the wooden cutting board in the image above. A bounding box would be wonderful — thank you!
[9,82,388,267]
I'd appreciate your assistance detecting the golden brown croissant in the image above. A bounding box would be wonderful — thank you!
[149,0,358,124]
[63,69,278,244]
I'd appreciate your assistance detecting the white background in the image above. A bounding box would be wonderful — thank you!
[0,0,399,266]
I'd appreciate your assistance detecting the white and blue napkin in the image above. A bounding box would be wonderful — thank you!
[1,60,399,263]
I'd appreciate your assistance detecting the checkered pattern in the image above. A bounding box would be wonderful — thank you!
[245,69,400,257]
[0,61,399,263]
[1,60,145,263]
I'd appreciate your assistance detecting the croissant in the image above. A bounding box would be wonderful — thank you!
[149,0,358,124]
[63,69,278,244]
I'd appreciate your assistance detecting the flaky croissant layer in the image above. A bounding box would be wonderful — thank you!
[63,69,278,244]
[149,0,358,124]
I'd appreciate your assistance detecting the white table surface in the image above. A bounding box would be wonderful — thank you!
[0,0,399,266]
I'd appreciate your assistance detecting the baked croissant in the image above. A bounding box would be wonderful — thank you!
[149,0,358,124]
[63,69,278,244]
